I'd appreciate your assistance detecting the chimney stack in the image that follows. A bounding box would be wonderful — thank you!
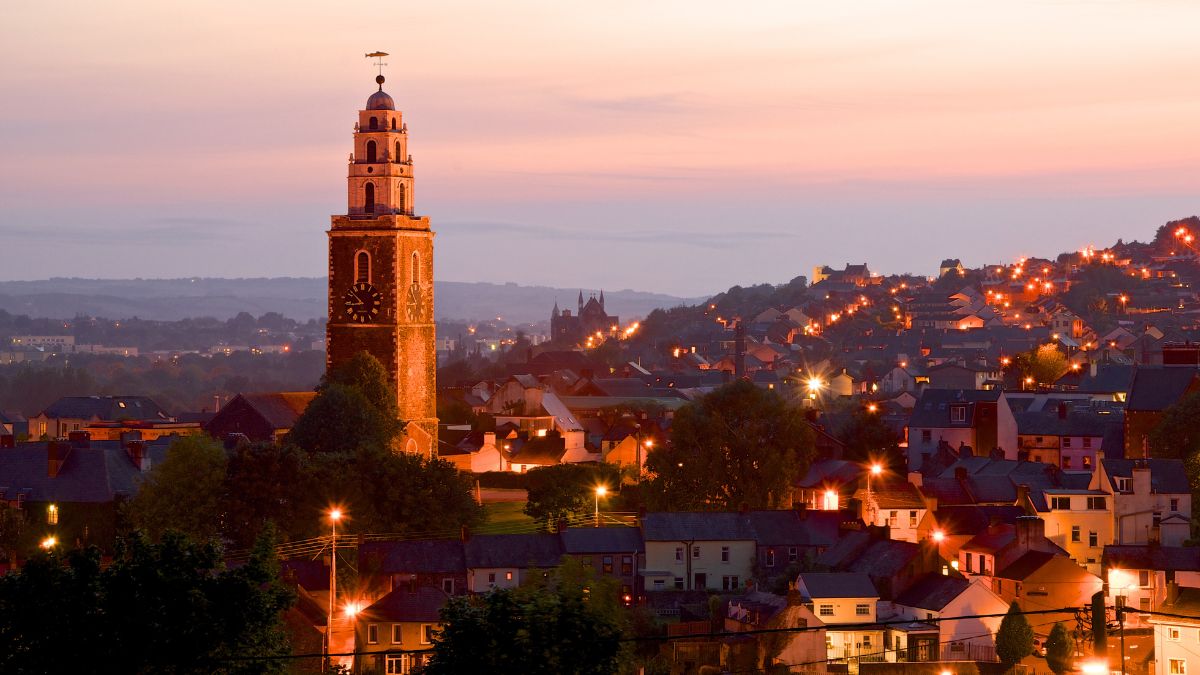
[1015,515,1046,553]
[47,440,70,478]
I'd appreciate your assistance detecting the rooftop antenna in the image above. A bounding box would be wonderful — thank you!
[365,51,389,89]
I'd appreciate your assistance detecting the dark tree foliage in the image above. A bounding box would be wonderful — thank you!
[523,463,621,528]
[287,382,399,454]
[222,442,309,548]
[0,530,293,675]
[321,351,398,419]
[1150,391,1200,460]
[125,436,228,542]
[836,407,902,467]
[1045,621,1073,675]
[645,380,814,511]
[995,601,1035,666]
[424,559,626,675]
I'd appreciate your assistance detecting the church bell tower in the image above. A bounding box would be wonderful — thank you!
[326,62,437,457]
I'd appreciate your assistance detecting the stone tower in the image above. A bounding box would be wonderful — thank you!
[326,71,437,457]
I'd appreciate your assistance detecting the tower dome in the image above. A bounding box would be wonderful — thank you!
[366,75,395,110]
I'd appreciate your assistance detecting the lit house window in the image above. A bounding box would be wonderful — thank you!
[1169,658,1185,675]
[47,503,58,525]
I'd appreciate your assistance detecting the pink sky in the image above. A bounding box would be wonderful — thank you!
[3,1,1199,296]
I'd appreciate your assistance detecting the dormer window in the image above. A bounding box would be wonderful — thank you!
[950,405,967,423]
[1115,477,1131,493]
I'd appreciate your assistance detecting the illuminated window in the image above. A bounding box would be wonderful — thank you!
[355,251,371,284]
[47,504,58,525]
[364,182,375,212]
[366,140,377,163]
[1170,659,1185,675]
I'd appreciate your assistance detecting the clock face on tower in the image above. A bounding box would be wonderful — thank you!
[343,282,383,323]
[406,282,423,322]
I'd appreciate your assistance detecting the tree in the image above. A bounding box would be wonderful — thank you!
[322,351,398,419]
[0,503,25,563]
[524,463,620,529]
[423,559,625,675]
[1015,344,1070,387]
[0,529,294,674]
[1045,621,1073,674]
[1149,391,1200,460]
[286,382,398,454]
[125,436,227,541]
[221,443,309,547]
[836,407,902,466]
[996,601,1035,667]
[645,380,814,510]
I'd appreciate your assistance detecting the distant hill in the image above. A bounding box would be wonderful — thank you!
[0,278,702,324]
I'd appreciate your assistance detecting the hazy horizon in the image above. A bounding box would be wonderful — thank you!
[4,1,1199,296]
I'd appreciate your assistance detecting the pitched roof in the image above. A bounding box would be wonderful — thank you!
[641,512,757,542]
[748,510,843,548]
[1126,367,1200,412]
[464,533,563,568]
[797,572,878,599]
[238,392,317,429]
[560,527,643,554]
[0,439,170,502]
[994,550,1056,581]
[893,574,970,611]
[363,586,448,623]
[39,396,171,421]
[908,389,1003,428]
[795,459,862,489]
[359,539,466,574]
[1102,545,1200,572]
[1102,458,1190,494]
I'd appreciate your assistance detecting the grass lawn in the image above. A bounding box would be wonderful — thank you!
[480,500,541,534]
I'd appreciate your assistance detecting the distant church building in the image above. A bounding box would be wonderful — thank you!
[550,291,619,344]
[325,65,437,457]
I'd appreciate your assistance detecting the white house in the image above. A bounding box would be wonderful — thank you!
[892,574,1009,659]
[641,512,756,592]
[795,572,884,664]
[1149,585,1200,675]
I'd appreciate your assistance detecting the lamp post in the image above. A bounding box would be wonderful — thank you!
[594,486,607,528]
[326,508,342,671]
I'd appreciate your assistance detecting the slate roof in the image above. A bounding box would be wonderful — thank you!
[0,440,169,502]
[1126,367,1200,412]
[238,392,317,429]
[994,550,1056,581]
[363,585,448,623]
[932,505,1026,536]
[1102,458,1190,494]
[560,527,643,554]
[1156,587,1200,624]
[797,572,878,599]
[1014,410,1122,438]
[464,533,563,568]
[908,389,1003,428]
[39,396,171,421]
[893,574,970,612]
[359,539,466,574]
[816,530,922,579]
[1102,545,1200,572]
[641,512,757,542]
[748,510,843,548]
[796,459,862,489]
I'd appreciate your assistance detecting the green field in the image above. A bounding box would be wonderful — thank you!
[479,501,541,534]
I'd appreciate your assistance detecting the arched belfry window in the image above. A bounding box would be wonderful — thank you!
[391,118,397,130]
[395,141,401,163]
[366,140,377,163]
[364,182,375,213]
[355,251,371,284]
[411,251,420,285]
[397,183,407,213]
[369,116,378,130]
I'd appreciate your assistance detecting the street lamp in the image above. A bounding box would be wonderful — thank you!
[326,508,343,671]
[594,486,608,528]
[40,536,57,550]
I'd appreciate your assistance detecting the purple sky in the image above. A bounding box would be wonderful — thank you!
[3,1,1199,296]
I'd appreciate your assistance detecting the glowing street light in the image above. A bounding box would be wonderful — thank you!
[1081,660,1108,675]
[932,530,945,543]
[40,536,57,550]
[594,486,608,527]
[806,377,824,400]
[866,463,884,524]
